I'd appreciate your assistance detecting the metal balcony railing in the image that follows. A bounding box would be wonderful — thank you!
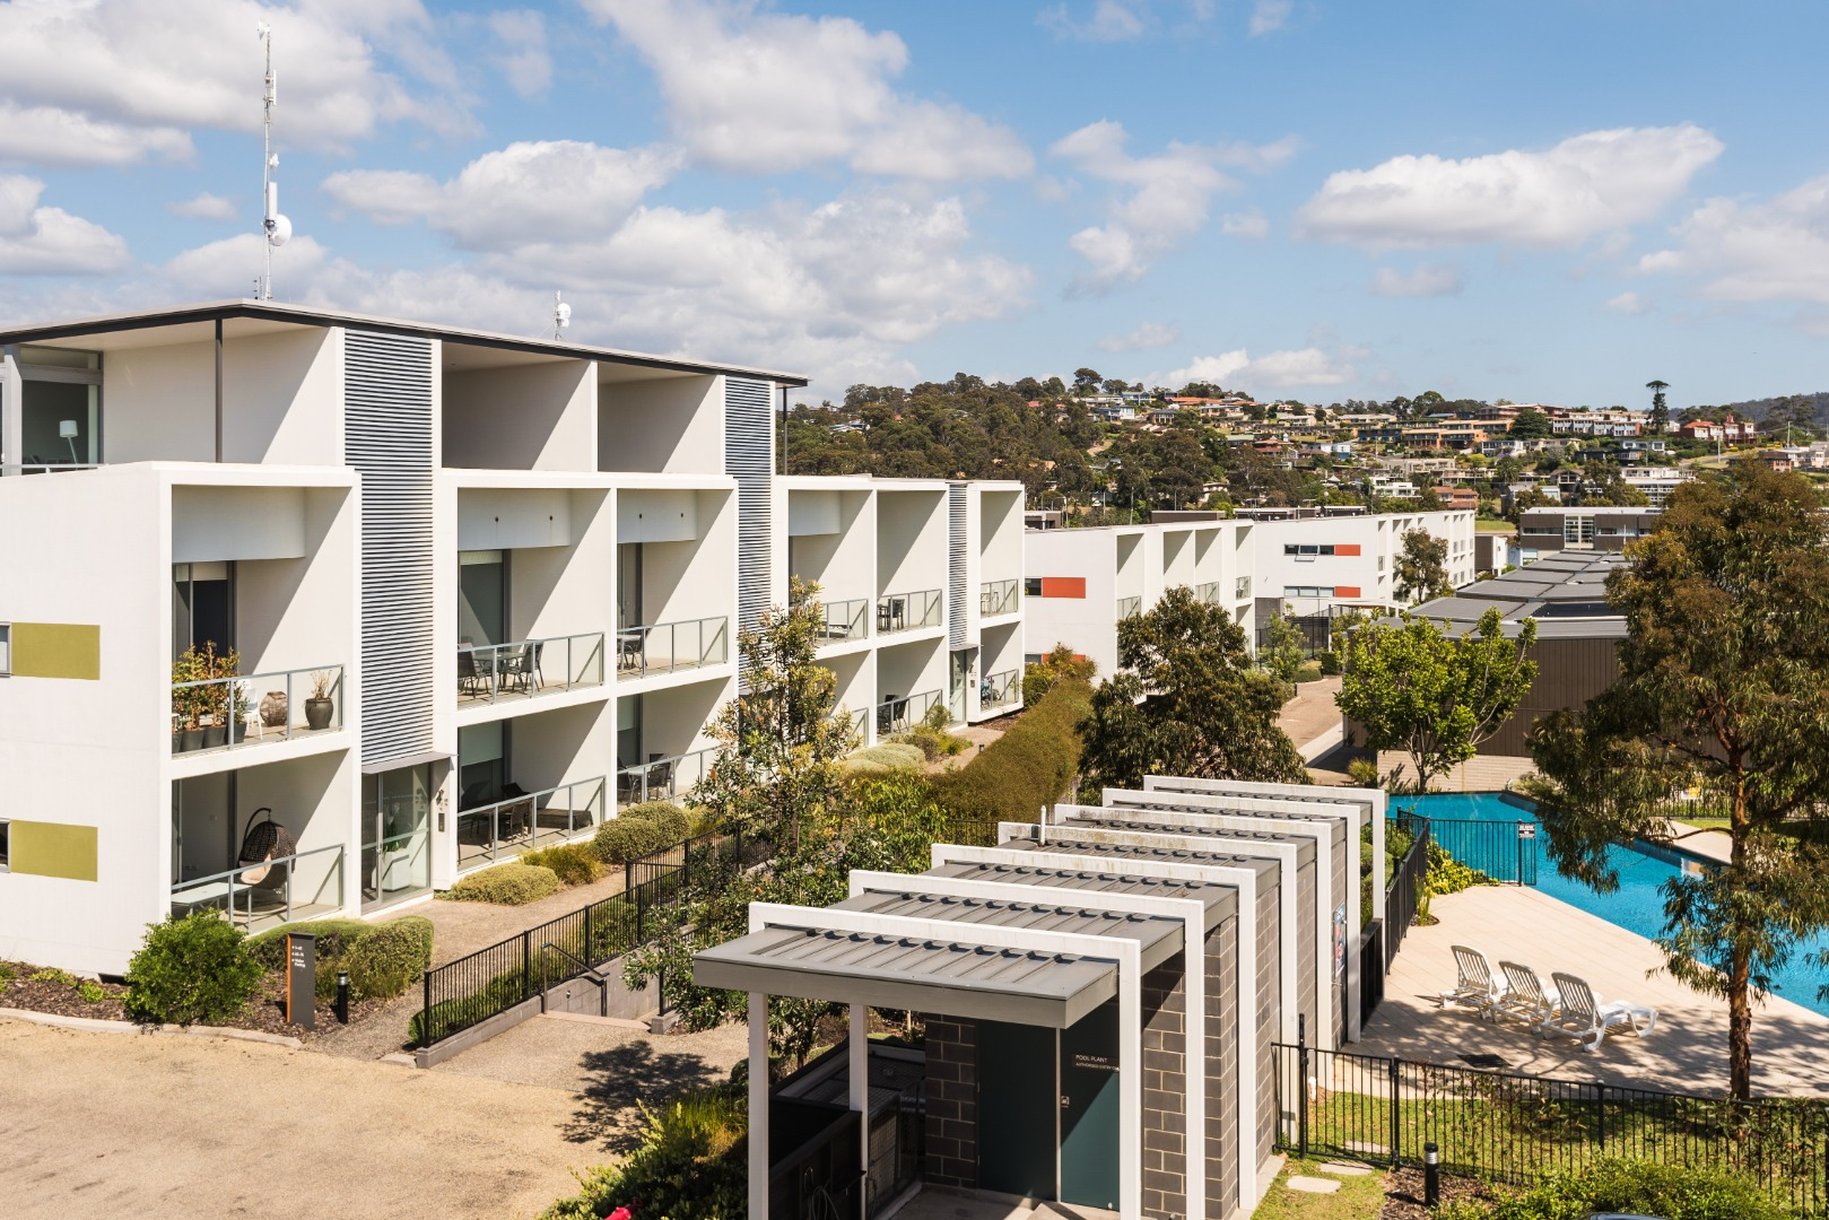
[171,664,344,754]
[170,843,344,930]
[1195,581,1222,604]
[817,598,870,643]
[980,668,1021,710]
[617,747,716,808]
[458,633,605,704]
[456,777,606,872]
[876,689,942,736]
[1236,575,1253,599]
[616,617,728,678]
[876,588,942,635]
[979,578,1019,617]
[1116,595,1143,620]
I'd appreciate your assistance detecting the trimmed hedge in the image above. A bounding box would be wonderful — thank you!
[519,843,606,887]
[929,677,1093,827]
[444,862,563,906]
[591,801,690,865]
[246,915,435,1000]
[1438,1158,1787,1220]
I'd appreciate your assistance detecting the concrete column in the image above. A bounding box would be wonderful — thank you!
[851,1003,869,1209]
[749,991,768,1220]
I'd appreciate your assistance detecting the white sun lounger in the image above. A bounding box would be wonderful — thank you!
[1440,945,1506,1019]
[1544,972,1657,1051]
[1495,960,1560,1026]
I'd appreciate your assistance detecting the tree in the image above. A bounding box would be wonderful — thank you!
[1261,611,1307,686]
[1646,379,1670,435]
[1079,587,1309,788]
[1024,643,1097,704]
[1509,407,1554,439]
[1336,608,1538,793]
[694,577,856,854]
[1523,467,1829,1100]
[1073,367,1103,395]
[1394,527,1453,604]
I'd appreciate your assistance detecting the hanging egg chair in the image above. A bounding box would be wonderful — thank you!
[236,808,297,889]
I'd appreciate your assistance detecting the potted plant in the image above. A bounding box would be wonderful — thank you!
[304,670,336,731]
[196,644,236,748]
[172,647,208,751]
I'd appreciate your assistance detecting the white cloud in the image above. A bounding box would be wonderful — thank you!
[1249,0,1292,36]
[586,0,1031,180]
[168,192,239,222]
[1297,124,1723,248]
[161,231,330,298]
[1051,120,1294,290]
[1606,290,1650,315]
[0,175,129,275]
[1040,1,1148,41]
[1099,321,1180,351]
[323,141,681,249]
[1369,263,1463,297]
[0,0,474,150]
[0,103,192,167]
[1638,175,1829,305]
[488,10,552,99]
[1220,209,1269,239]
[1164,345,1359,390]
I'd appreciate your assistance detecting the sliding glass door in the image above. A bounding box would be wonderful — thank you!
[361,764,432,911]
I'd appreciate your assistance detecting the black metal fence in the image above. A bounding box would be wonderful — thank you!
[1276,1037,1829,1212]
[1423,817,1541,885]
[413,831,742,1048]
[1385,813,1430,972]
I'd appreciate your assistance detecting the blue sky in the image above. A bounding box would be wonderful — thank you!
[1,1,1825,408]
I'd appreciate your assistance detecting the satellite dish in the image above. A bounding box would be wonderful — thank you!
[553,291,572,339]
[266,214,292,247]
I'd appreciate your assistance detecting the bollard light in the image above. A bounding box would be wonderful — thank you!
[1424,1140,1440,1208]
[335,970,350,1025]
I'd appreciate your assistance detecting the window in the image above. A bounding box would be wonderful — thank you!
[0,623,9,676]
[1023,577,1042,597]
[0,819,8,871]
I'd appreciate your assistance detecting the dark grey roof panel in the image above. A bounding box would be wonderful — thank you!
[836,888,1184,971]
[927,861,1240,929]
[1061,814,1318,869]
[996,833,1283,885]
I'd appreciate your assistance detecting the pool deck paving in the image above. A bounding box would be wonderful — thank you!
[1360,883,1829,1097]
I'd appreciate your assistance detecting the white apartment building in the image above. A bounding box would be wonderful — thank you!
[1021,510,1475,673]
[1021,519,1256,676]
[0,301,1023,975]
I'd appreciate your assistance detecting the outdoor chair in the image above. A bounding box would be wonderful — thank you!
[1495,960,1561,1026]
[500,642,542,693]
[1544,972,1658,1051]
[1440,944,1506,1019]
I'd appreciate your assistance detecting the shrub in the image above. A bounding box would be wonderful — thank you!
[31,967,77,986]
[841,742,927,775]
[1427,841,1493,895]
[77,980,108,1004]
[245,918,371,970]
[342,917,435,999]
[929,677,1092,827]
[1346,757,1381,787]
[543,1084,747,1220]
[444,863,563,906]
[1318,649,1342,676]
[124,912,263,1026]
[1440,1158,1786,1220]
[1023,643,1096,705]
[521,843,606,888]
[591,802,691,865]
[894,724,967,762]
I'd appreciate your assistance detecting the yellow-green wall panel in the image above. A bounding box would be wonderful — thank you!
[9,821,98,882]
[11,623,101,680]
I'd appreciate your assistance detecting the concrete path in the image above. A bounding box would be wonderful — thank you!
[1360,884,1829,1096]
[1278,675,1343,759]
[0,1017,590,1220]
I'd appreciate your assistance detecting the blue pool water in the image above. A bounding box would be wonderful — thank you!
[1392,792,1829,1018]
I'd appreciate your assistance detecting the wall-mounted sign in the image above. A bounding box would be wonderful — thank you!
[1069,1051,1118,1074]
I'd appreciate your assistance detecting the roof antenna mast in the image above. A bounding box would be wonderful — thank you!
[553,291,571,341]
[257,22,291,299]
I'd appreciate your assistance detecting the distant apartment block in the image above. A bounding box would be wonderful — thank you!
[1519,506,1662,554]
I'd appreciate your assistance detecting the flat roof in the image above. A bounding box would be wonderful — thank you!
[1413,551,1626,640]
[0,298,810,387]
[1059,815,1319,867]
[836,887,1185,972]
[996,835,1284,886]
[927,860,1239,930]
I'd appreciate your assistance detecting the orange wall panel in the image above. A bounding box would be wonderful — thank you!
[1334,585,1362,598]
[1334,543,1362,556]
[1039,576,1087,598]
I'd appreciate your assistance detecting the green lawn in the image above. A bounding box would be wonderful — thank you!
[1255,1157,1388,1220]
[1475,518,1515,533]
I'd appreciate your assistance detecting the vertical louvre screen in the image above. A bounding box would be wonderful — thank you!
[947,482,969,650]
[346,330,436,766]
[725,378,774,678]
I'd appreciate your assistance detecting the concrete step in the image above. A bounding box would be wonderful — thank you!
[1286,1175,1342,1195]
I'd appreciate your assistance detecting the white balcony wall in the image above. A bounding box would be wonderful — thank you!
[505,490,613,646]
[105,326,345,466]
[1115,530,1147,601]
[442,357,596,472]
[875,487,946,599]
[785,487,874,604]
[1022,527,1124,677]
[1162,526,1196,592]
[626,681,727,762]
[978,487,1023,585]
[618,487,737,629]
[822,650,872,744]
[457,486,574,551]
[877,636,946,710]
[504,701,615,795]
[599,373,724,476]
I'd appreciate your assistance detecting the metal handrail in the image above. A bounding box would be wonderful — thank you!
[876,588,942,634]
[458,632,605,703]
[876,688,942,735]
[818,598,870,643]
[979,578,1019,617]
[1116,595,1143,620]
[615,616,728,678]
[169,843,344,926]
[1236,575,1252,599]
[616,746,716,807]
[171,664,343,753]
[980,668,1021,709]
[456,776,606,868]
[2,462,100,476]
[1195,581,1222,604]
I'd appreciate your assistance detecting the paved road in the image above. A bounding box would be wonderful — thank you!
[0,1019,592,1220]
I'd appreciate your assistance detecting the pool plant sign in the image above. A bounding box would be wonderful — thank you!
[1525,465,1829,1102]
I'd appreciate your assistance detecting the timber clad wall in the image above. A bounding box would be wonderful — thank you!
[924,1016,979,1187]
[1142,957,1189,1219]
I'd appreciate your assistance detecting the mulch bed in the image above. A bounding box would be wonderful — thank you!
[0,959,389,1042]
[1382,1166,1505,1218]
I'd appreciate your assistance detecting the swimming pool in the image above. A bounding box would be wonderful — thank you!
[1392,792,1829,1018]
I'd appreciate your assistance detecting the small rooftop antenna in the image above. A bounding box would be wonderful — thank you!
[552,291,572,341]
[257,22,291,299]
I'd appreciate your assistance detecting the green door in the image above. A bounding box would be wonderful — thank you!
[1059,1001,1121,1209]
[977,1020,1056,1199]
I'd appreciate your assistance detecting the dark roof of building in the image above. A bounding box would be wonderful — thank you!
[1415,551,1626,640]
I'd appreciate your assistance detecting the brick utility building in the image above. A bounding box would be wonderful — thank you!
[693,778,1382,1220]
